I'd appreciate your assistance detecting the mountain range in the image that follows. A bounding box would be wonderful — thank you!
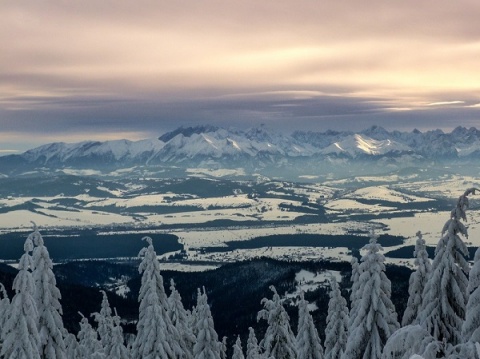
[2,125,480,177]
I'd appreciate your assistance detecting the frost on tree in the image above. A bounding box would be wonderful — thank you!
[447,247,480,358]
[348,256,361,329]
[106,309,130,359]
[31,223,67,359]
[246,327,260,359]
[93,291,114,355]
[401,231,431,327]
[381,324,438,359]
[232,336,245,359]
[257,285,298,359]
[220,336,227,359]
[343,232,399,359]
[193,288,222,359]
[418,188,475,347]
[462,246,480,343]
[168,279,196,357]
[65,333,80,359]
[132,236,186,359]
[0,282,10,350]
[324,278,348,359]
[296,291,324,359]
[77,312,103,358]
[0,235,41,359]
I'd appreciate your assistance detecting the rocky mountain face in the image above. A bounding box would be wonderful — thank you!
[2,125,480,176]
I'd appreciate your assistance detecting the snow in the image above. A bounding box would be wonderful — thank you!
[58,169,104,176]
[159,263,220,272]
[186,168,246,177]
[346,186,434,203]
[0,209,134,229]
[393,175,480,198]
[326,199,396,213]
[115,284,130,298]
[321,134,410,157]
[294,269,342,292]
[283,269,342,311]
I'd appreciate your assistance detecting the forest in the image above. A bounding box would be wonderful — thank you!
[0,189,479,359]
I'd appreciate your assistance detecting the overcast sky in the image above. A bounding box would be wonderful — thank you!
[2,1,480,152]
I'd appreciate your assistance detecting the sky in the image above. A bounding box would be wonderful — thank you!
[2,0,480,152]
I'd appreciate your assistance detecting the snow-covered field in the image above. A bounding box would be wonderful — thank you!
[285,269,343,311]
[1,173,480,269]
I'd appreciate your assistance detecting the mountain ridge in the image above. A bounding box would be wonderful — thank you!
[2,125,480,176]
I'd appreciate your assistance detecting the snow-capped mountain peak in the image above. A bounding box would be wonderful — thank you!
[321,134,411,157]
[3,125,480,175]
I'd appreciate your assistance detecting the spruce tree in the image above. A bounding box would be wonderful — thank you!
[64,332,80,359]
[193,288,222,359]
[462,247,480,342]
[232,336,245,359]
[348,256,361,329]
[324,278,348,359]
[1,235,41,359]
[93,291,114,354]
[296,291,324,359]
[402,231,431,327]
[257,285,297,359]
[418,188,475,347]
[168,279,196,357]
[77,313,103,358]
[132,236,185,359]
[343,232,399,359]
[381,324,438,359]
[246,327,260,359]
[0,283,10,347]
[31,224,67,359]
[220,336,228,359]
[106,309,130,359]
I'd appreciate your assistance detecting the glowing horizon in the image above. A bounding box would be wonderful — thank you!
[2,0,480,150]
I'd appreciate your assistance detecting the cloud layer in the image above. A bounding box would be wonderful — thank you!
[1,1,480,149]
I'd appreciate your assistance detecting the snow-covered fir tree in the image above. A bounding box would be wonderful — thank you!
[64,332,80,359]
[168,279,196,357]
[417,188,475,347]
[296,291,324,359]
[343,231,399,359]
[246,327,260,359]
[93,291,114,354]
[132,236,186,359]
[446,341,480,359]
[106,309,130,359]
[193,288,222,359]
[0,283,11,352]
[1,235,41,359]
[190,300,199,339]
[77,313,103,358]
[401,231,431,327]
[348,256,361,329]
[31,223,67,359]
[446,246,480,358]
[220,336,228,359]
[462,246,480,342]
[257,285,298,359]
[324,278,348,359]
[232,336,245,359]
[381,324,438,359]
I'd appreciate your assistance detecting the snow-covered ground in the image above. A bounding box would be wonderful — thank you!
[1,174,480,269]
[285,269,343,311]
[346,186,433,203]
